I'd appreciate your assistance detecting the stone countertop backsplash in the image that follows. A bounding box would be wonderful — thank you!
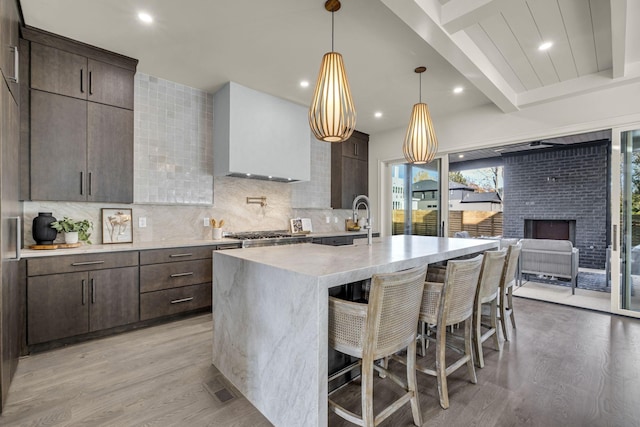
[20,230,374,258]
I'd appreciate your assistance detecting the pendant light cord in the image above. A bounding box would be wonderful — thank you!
[419,73,422,103]
[331,10,335,52]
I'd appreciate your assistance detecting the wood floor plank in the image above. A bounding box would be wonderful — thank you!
[1,299,640,426]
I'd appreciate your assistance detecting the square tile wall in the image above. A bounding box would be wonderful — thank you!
[291,137,331,208]
[134,73,214,205]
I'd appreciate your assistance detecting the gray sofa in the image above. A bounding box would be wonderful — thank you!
[519,238,580,294]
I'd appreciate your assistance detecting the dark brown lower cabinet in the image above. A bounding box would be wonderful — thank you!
[27,266,138,345]
[140,283,211,321]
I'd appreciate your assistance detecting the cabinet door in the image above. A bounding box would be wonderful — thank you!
[30,90,87,201]
[89,267,138,332]
[87,59,134,110]
[87,102,133,202]
[1,69,20,411]
[27,272,89,345]
[30,42,87,100]
[341,136,368,160]
[0,0,20,101]
[341,157,367,209]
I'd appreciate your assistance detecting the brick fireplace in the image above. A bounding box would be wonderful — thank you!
[524,219,576,244]
[502,141,609,269]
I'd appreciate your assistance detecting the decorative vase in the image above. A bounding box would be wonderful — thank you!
[32,212,58,245]
[64,231,79,244]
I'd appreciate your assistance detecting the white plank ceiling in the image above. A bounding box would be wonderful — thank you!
[19,0,640,135]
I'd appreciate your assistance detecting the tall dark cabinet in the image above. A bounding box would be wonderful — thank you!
[22,27,137,203]
[0,0,22,413]
[331,130,369,209]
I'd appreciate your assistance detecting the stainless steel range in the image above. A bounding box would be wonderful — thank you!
[224,230,312,248]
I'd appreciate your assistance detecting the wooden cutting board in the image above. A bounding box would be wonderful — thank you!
[29,243,82,250]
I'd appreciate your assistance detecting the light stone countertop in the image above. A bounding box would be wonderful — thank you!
[19,238,241,258]
[19,230,373,258]
[211,235,499,427]
[214,235,498,289]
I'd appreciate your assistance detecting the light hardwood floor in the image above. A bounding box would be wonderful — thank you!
[2,298,640,427]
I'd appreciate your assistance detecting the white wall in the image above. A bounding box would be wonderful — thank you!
[369,80,640,234]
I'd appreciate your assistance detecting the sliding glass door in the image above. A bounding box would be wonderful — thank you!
[611,125,640,317]
[390,160,441,236]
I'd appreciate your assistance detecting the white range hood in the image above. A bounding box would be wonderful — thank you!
[213,82,311,182]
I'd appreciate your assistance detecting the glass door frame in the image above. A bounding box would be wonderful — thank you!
[381,154,449,238]
[610,123,640,318]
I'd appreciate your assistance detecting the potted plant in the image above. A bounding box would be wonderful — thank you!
[50,217,93,244]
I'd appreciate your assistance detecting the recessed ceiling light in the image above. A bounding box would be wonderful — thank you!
[300,80,309,88]
[137,12,153,24]
[374,111,383,118]
[268,176,273,179]
[458,154,464,158]
[246,173,251,177]
[453,86,464,94]
[538,41,553,51]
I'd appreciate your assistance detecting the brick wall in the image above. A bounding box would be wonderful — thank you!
[503,142,609,269]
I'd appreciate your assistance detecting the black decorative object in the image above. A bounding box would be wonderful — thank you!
[32,212,58,245]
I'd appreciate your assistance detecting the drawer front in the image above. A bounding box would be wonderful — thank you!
[139,246,215,265]
[27,251,139,276]
[140,283,211,321]
[140,259,211,293]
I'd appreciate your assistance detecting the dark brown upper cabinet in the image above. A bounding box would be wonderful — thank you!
[331,131,369,209]
[0,0,20,102]
[23,27,137,203]
[30,42,134,110]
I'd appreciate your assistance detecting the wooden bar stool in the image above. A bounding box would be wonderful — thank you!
[328,265,428,427]
[473,249,507,368]
[413,255,484,409]
[499,242,522,341]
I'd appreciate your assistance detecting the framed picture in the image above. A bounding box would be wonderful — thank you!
[290,218,312,234]
[102,208,133,244]
[290,218,303,234]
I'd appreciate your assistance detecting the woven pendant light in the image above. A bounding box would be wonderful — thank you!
[309,0,356,143]
[403,67,438,164]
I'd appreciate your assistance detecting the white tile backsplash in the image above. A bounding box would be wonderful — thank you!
[23,73,348,246]
[134,73,213,205]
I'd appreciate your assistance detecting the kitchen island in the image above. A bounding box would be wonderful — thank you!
[211,235,498,427]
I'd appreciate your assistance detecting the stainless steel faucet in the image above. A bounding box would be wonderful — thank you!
[352,194,373,245]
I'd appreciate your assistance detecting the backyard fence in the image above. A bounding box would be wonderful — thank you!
[392,210,503,237]
[392,210,439,236]
[449,211,503,237]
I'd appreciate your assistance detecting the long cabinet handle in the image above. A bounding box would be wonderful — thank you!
[71,260,105,266]
[170,272,194,278]
[354,143,358,156]
[89,71,93,94]
[80,69,84,93]
[88,172,92,196]
[169,253,193,258]
[91,278,96,304]
[82,279,86,305]
[80,171,84,195]
[613,224,618,251]
[8,45,18,83]
[10,217,21,260]
[170,297,194,304]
